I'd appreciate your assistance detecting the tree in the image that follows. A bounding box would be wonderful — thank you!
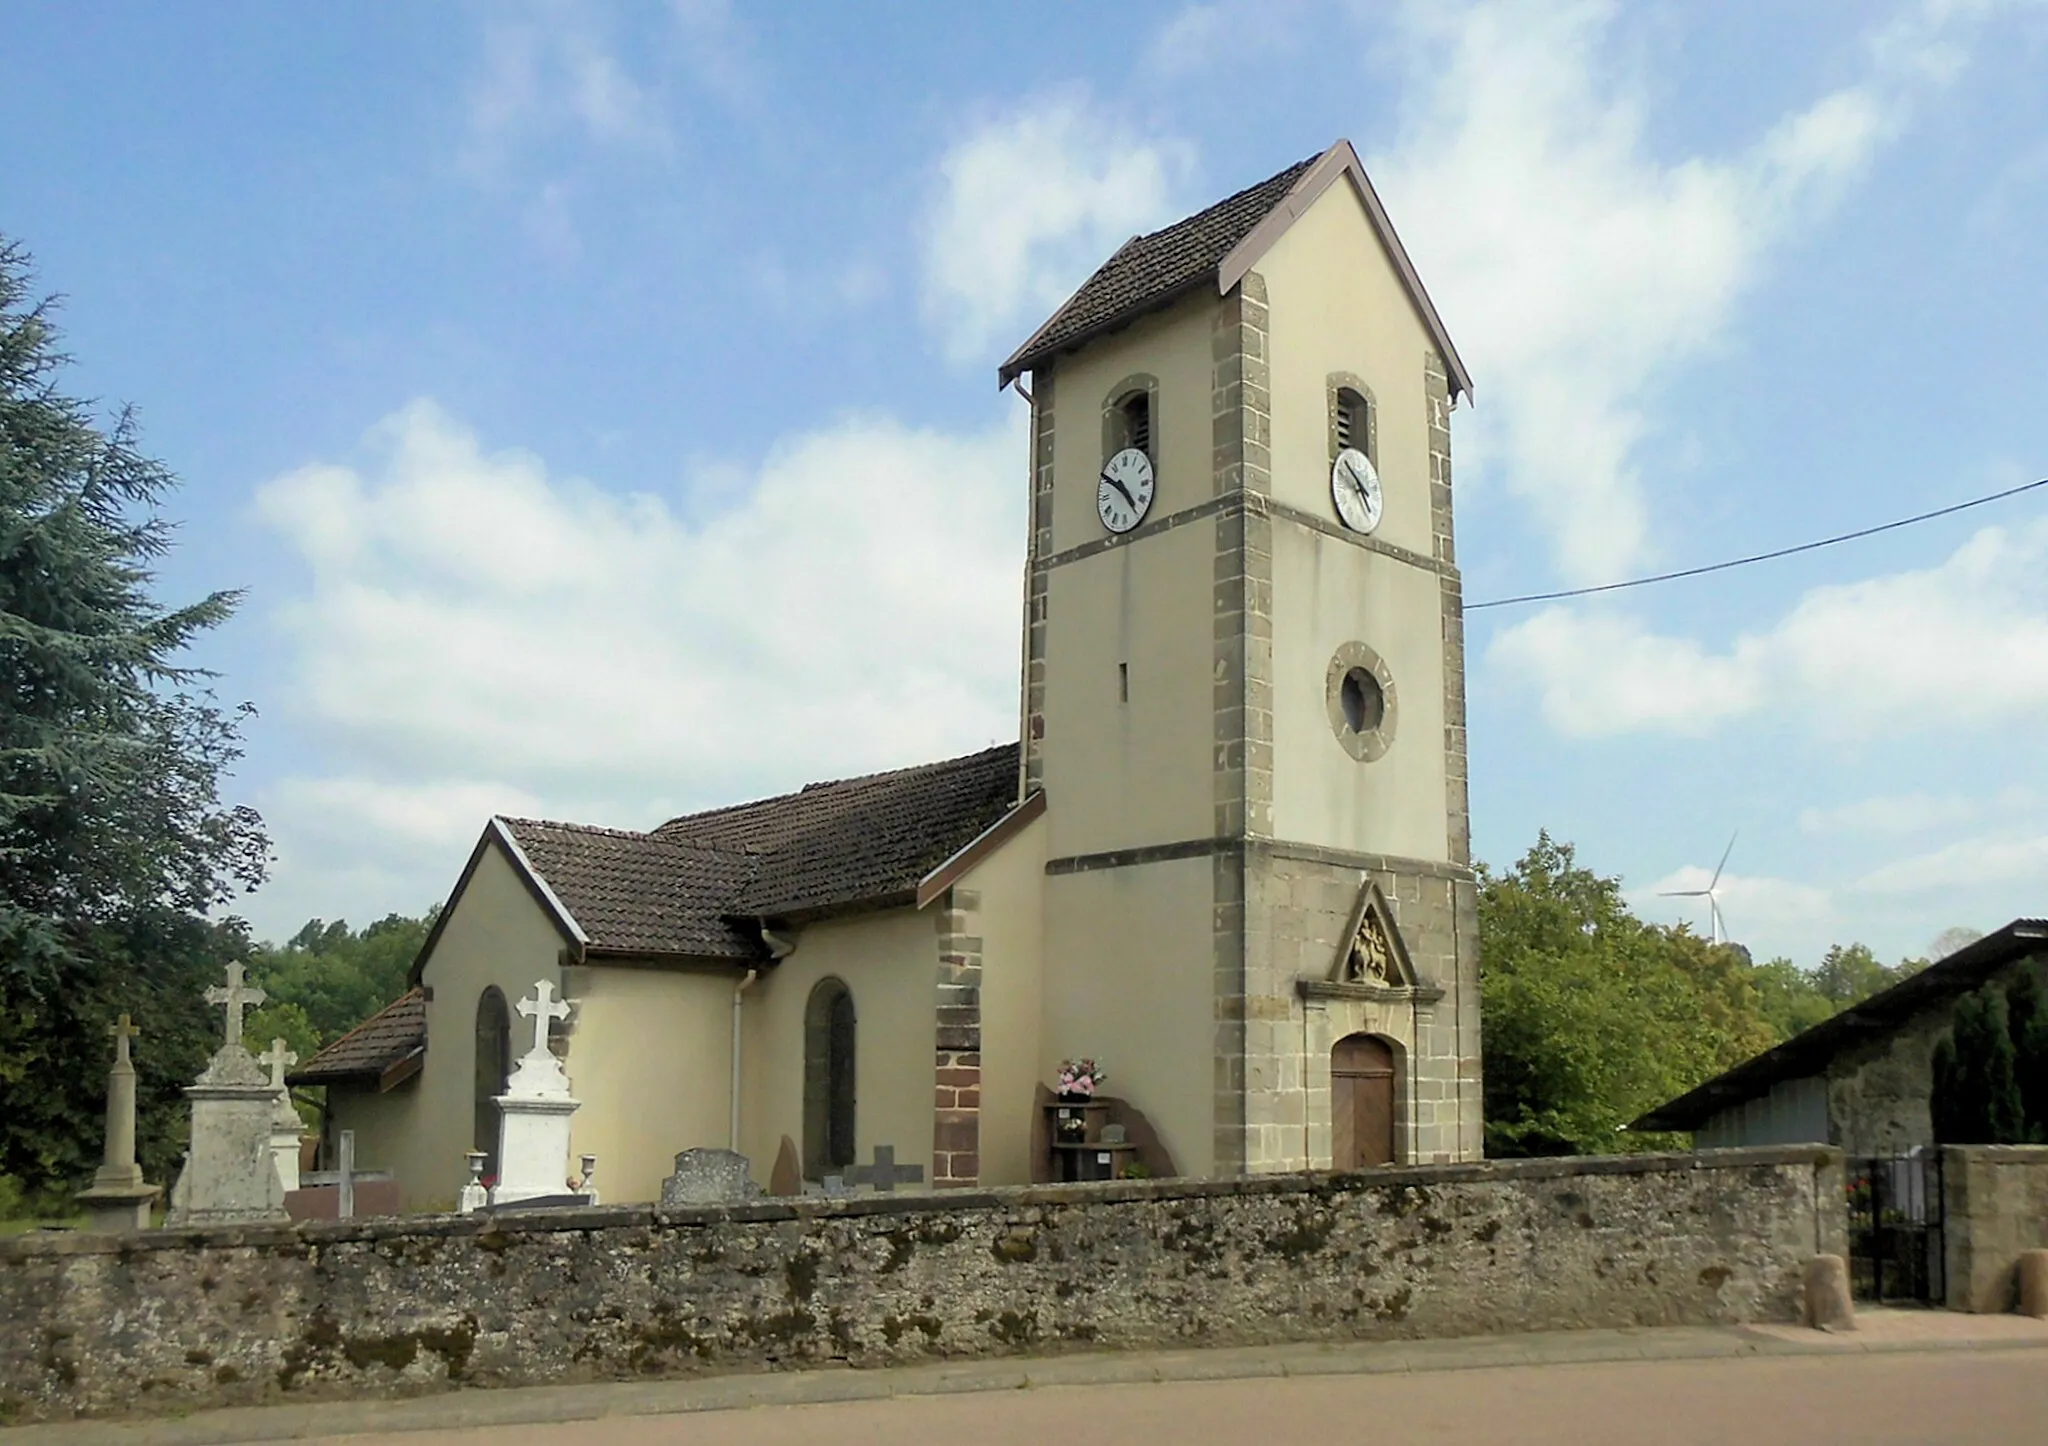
[1932,990,2026,1145]
[0,238,268,1206]
[245,912,433,1053]
[2005,961,2048,1142]
[1749,956,1837,1040]
[1814,943,1918,1008]
[1478,833,1776,1157]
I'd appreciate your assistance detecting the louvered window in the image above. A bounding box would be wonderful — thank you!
[1120,392,1152,459]
[1335,387,1369,456]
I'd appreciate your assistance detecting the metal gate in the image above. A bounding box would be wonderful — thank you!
[1847,1153,1944,1303]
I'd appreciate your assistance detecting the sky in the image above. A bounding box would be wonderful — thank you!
[5,0,2048,969]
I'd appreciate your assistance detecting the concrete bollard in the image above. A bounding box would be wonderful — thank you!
[2019,1250,2048,1318]
[1803,1254,1856,1331]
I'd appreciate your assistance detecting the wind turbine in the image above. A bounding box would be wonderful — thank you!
[1662,832,1737,946]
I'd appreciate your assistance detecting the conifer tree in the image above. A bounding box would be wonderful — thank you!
[1934,991,2027,1144]
[0,238,268,1206]
[2008,962,2048,1141]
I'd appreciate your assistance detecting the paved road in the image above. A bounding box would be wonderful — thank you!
[18,1315,2048,1446]
[310,1349,2044,1446]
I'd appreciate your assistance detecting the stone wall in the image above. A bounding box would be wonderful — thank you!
[0,1146,1843,1425]
[1942,1144,2048,1312]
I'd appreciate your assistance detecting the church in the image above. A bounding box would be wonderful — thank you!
[291,139,1484,1208]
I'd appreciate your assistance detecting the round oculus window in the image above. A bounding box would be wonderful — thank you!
[1325,643,1397,762]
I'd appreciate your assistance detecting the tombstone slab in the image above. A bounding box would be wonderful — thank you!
[768,1135,802,1198]
[660,1148,758,1205]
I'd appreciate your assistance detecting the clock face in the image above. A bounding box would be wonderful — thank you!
[1331,447,1383,534]
[1097,447,1156,535]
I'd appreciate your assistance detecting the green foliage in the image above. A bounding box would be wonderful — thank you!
[0,240,268,990]
[1478,833,1778,1158]
[1814,943,1922,1007]
[246,912,432,1050]
[1933,990,2027,1145]
[2009,962,2048,1141]
[1749,957,1839,1039]
[0,238,270,1204]
[0,911,250,1205]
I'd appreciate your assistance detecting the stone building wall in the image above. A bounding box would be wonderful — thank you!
[1,1146,1843,1425]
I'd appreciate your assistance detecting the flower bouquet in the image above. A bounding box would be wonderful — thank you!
[1056,1058,1104,1102]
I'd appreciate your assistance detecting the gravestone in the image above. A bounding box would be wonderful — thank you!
[768,1134,802,1197]
[660,1147,757,1205]
[490,980,581,1207]
[845,1144,923,1193]
[75,1014,161,1231]
[259,1038,302,1194]
[167,962,288,1225]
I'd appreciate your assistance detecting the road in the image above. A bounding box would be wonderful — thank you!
[307,1346,2045,1446]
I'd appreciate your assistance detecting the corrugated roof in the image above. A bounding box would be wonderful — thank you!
[477,742,1021,964]
[1631,919,2048,1133]
[289,989,426,1087]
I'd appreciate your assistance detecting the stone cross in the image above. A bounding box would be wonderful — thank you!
[516,979,571,1056]
[259,1038,298,1094]
[109,1012,140,1066]
[203,961,267,1049]
[845,1144,924,1193]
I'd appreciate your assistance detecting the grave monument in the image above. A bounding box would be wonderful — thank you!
[74,1014,161,1231]
[489,979,581,1207]
[166,962,288,1225]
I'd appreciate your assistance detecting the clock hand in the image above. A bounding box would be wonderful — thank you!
[1100,471,1137,511]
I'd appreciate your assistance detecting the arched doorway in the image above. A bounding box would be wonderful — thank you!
[1331,1033,1396,1168]
[803,978,857,1179]
[473,986,512,1177]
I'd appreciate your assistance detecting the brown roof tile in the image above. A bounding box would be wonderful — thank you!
[998,155,1315,385]
[289,989,426,1086]
[485,742,1022,963]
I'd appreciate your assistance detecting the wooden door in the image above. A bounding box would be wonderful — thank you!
[1331,1034,1396,1168]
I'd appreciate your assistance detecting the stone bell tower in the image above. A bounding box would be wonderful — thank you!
[1000,140,1482,1175]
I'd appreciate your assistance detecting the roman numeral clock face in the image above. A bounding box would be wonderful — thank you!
[1097,448,1156,534]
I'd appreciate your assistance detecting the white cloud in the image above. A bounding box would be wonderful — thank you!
[1370,0,2003,582]
[920,92,1193,364]
[1490,518,2048,739]
[462,0,673,172]
[1852,830,2048,897]
[247,399,1026,936]
[1799,792,1986,837]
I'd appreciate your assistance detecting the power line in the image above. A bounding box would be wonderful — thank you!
[1466,476,2048,612]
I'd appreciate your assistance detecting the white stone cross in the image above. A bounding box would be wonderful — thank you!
[259,1037,298,1094]
[203,961,268,1049]
[516,979,572,1056]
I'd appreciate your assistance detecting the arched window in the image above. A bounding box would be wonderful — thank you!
[1117,391,1152,460]
[803,978,857,1179]
[473,987,512,1177]
[1333,386,1371,460]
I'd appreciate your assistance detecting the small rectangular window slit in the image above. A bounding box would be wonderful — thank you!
[1118,662,1129,703]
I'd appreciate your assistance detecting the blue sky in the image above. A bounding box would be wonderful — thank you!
[6,0,2048,967]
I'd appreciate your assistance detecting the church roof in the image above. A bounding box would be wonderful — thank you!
[484,741,1023,963]
[288,987,426,1089]
[997,139,1473,401]
[1630,919,2048,1133]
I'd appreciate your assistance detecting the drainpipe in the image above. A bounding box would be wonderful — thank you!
[730,967,758,1151]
